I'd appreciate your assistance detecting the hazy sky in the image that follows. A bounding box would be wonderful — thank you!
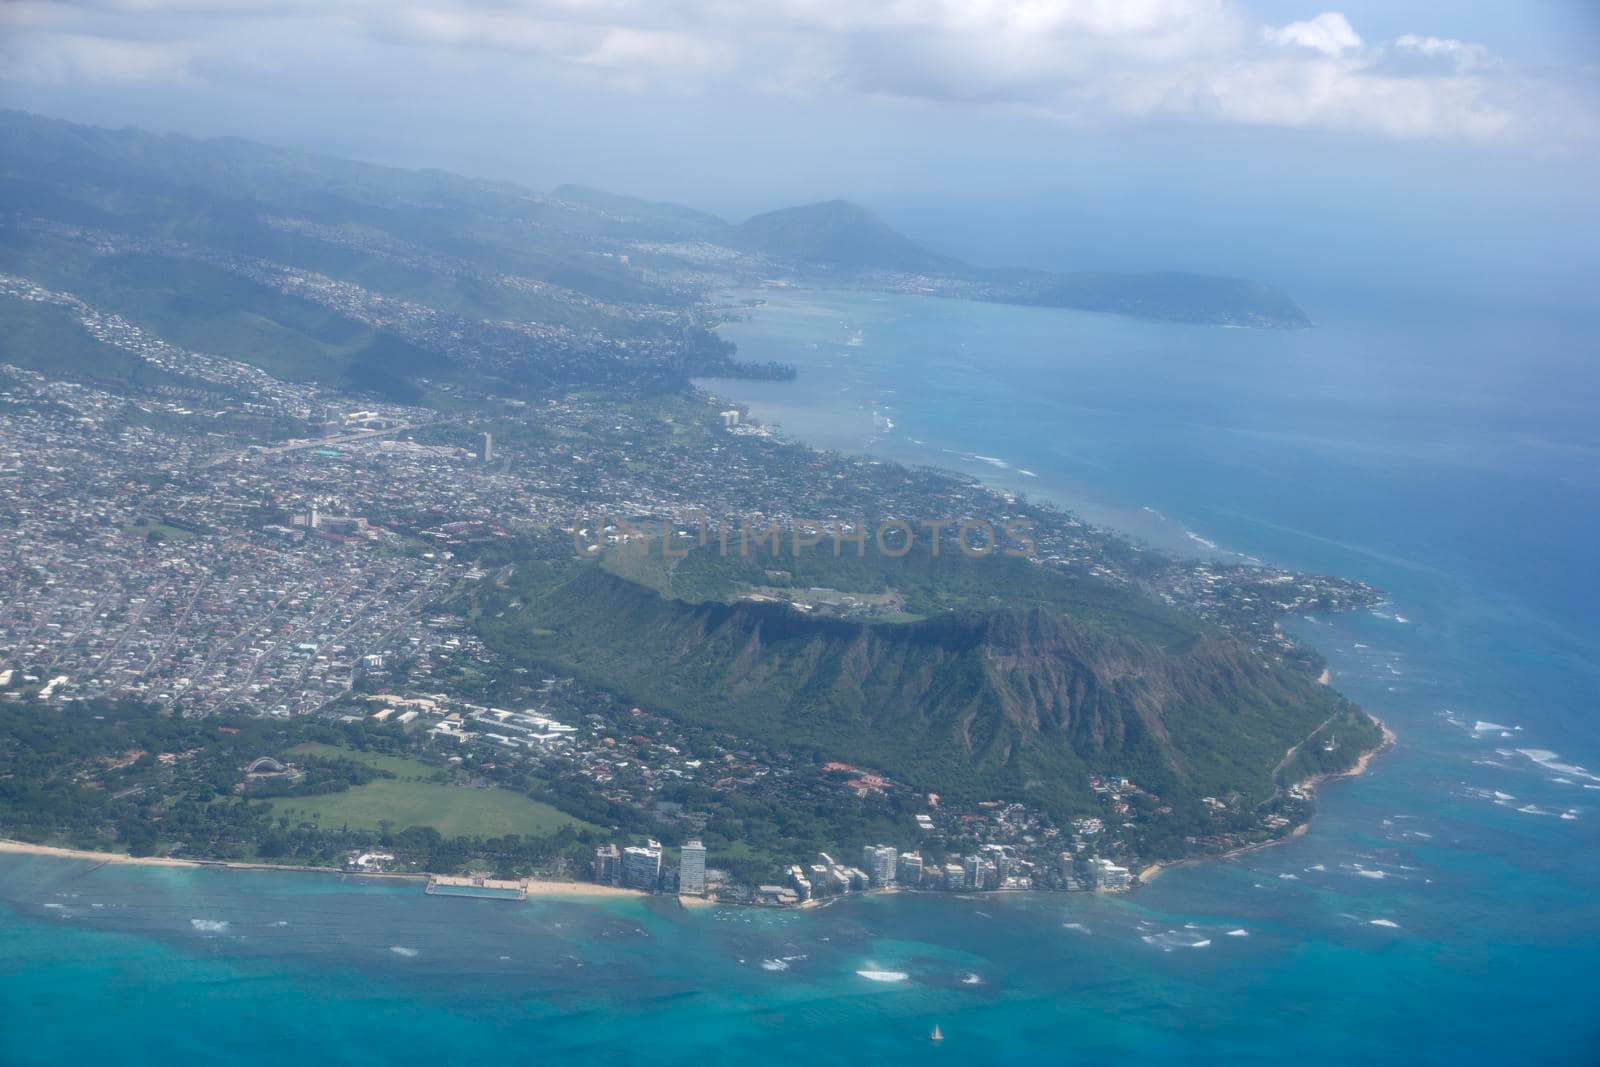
[3,1,1598,299]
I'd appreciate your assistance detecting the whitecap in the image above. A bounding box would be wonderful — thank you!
[1278,873,1298,881]
[1355,869,1388,880]
[389,946,418,958]
[1226,929,1249,937]
[1368,919,1400,929]
[1306,864,1327,872]
[1472,721,1516,734]
[1143,930,1214,952]
[1062,922,1090,933]
[190,919,228,933]
[760,958,789,972]
[1517,749,1600,782]
[856,969,909,983]
[961,973,983,985]
[43,903,65,910]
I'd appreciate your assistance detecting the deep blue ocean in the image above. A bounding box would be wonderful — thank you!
[5,288,1599,1064]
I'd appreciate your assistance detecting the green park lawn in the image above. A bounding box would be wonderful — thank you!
[269,743,595,838]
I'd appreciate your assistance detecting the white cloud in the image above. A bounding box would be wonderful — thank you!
[1393,33,1494,75]
[1264,12,1361,57]
[3,1,1592,146]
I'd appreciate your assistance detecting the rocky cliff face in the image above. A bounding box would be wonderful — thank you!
[482,566,1361,813]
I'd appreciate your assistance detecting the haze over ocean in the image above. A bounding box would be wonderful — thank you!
[5,287,1600,1064]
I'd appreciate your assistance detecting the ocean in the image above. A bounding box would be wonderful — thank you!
[5,288,1600,1064]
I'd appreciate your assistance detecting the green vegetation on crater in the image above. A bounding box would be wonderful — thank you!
[477,538,1367,823]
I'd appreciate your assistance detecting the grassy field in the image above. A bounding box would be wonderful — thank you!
[269,743,596,838]
[122,518,197,542]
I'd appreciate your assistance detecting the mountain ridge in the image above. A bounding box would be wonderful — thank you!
[731,199,967,275]
[576,181,1312,327]
[0,110,1311,329]
[478,561,1372,822]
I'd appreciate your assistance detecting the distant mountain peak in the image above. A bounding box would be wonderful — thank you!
[733,199,963,275]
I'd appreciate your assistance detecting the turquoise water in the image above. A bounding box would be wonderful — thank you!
[6,290,1600,1063]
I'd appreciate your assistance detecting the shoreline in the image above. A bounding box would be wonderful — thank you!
[6,713,1393,900]
[5,714,1394,900]
[5,296,1404,908]
[1139,718,1396,885]
[0,840,643,898]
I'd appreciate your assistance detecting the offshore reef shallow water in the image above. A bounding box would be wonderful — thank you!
[7,290,1600,1064]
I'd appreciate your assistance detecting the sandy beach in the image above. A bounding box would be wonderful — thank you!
[523,878,643,899]
[0,840,645,897]
[0,839,203,868]
[5,720,1399,899]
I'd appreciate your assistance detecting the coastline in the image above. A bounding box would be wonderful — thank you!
[0,839,206,868]
[4,718,1395,900]
[3,291,1404,908]
[525,879,642,899]
[1293,719,1397,795]
[0,840,643,898]
[1138,718,1396,885]
[5,709,1393,899]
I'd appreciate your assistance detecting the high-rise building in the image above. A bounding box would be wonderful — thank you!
[480,431,493,464]
[592,843,620,885]
[979,858,999,890]
[1087,857,1131,890]
[963,854,983,890]
[678,840,707,896]
[621,841,662,891]
[897,851,923,886]
[862,844,898,887]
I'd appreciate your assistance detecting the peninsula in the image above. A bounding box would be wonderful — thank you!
[0,111,1380,904]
